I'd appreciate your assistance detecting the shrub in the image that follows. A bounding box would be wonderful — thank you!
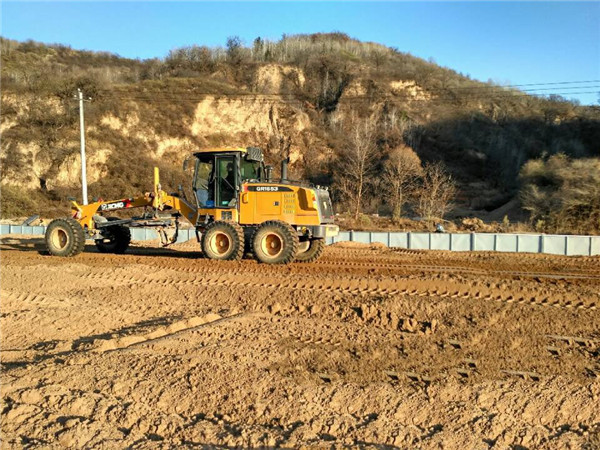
[520,154,600,234]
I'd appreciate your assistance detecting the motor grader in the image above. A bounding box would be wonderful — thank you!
[44,147,339,264]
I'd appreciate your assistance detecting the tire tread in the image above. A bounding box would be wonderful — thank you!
[45,218,85,257]
[295,238,325,263]
[252,220,299,264]
[95,218,131,254]
[201,221,244,261]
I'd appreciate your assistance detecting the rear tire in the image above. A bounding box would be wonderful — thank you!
[252,221,299,264]
[295,238,325,263]
[95,218,131,254]
[45,218,86,257]
[201,221,244,261]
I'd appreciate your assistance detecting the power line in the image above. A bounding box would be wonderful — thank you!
[478,79,600,87]
[410,80,600,92]
[97,82,599,104]
[101,85,600,98]
[102,85,600,99]
[98,79,600,94]
[517,85,600,92]
[97,89,599,105]
[98,79,600,98]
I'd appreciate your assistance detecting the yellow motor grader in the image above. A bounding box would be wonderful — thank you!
[44,147,339,264]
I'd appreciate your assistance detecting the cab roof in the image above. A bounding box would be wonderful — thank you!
[193,147,247,154]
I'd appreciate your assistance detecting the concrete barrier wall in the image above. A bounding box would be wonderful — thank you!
[0,225,196,245]
[1,225,599,256]
[325,230,599,256]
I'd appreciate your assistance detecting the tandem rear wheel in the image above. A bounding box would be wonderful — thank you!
[295,238,325,263]
[252,220,299,264]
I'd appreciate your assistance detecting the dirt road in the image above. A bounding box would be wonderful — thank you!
[1,236,599,448]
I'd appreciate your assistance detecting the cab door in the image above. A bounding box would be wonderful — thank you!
[215,156,237,208]
[192,156,214,208]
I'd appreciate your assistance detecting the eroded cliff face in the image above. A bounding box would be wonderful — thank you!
[253,64,306,93]
[1,69,334,193]
[2,56,443,197]
[1,92,114,190]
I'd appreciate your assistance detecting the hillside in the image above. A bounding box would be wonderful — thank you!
[1,34,599,229]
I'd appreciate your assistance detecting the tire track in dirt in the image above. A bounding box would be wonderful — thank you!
[69,269,599,311]
[326,247,600,275]
[95,256,600,282]
[1,290,76,309]
[282,317,600,384]
[323,247,600,270]
[313,260,600,280]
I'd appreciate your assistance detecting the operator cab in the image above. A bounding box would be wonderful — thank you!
[191,147,265,209]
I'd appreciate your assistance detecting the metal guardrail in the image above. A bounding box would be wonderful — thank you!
[1,225,599,256]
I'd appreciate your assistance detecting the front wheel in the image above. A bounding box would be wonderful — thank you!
[295,238,325,263]
[252,221,299,264]
[45,218,86,257]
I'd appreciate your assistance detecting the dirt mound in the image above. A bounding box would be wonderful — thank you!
[460,217,496,232]
[2,237,599,447]
[330,241,388,250]
[485,198,528,223]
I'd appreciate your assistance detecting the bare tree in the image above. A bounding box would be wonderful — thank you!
[382,145,422,219]
[252,37,264,61]
[226,36,244,66]
[336,118,378,219]
[415,162,457,221]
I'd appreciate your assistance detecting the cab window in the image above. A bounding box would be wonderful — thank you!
[216,157,236,207]
[193,159,214,207]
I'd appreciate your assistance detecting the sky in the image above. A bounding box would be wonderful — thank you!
[1,1,599,105]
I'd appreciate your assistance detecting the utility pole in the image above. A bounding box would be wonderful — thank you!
[77,88,88,205]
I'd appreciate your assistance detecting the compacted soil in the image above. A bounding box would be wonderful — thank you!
[1,236,599,448]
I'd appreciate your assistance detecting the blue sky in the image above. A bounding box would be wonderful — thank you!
[2,1,599,104]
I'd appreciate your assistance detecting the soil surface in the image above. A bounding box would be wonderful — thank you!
[2,236,600,448]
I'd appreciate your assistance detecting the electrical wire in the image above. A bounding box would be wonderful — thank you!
[95,89,599,106]
[97,79,600,98]
[94,79,599,106]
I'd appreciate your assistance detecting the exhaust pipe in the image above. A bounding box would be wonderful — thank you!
[265,165,273,182]
[281,157,290,182]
